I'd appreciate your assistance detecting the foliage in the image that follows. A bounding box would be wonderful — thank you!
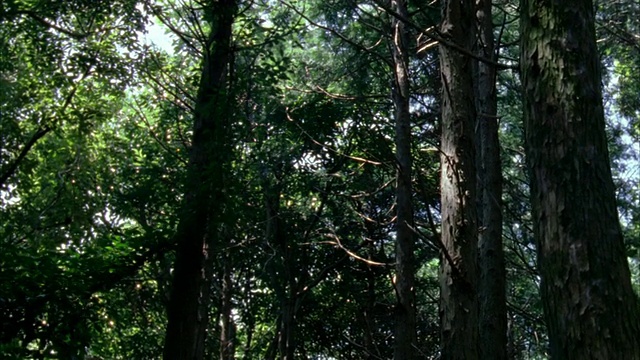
[1,0,639,358]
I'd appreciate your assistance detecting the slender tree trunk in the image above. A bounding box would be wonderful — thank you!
[163,1,236,359]
[521,0,640,358]
[242,275,255,360]
[474,1,507,359]
[438,0,478,359]
[362,238,378,359]
[390,1,416,358]
[220,252,236,360]
[261,171,298,360]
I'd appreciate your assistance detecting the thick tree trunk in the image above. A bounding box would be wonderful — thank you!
[474,1,507,359]
[438,0,478,359]
[279,295,298,360]
[390,0,416,359]
[521,0,640,358]
[163,1,236,359]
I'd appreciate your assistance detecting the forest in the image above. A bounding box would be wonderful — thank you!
[1,0,639,359]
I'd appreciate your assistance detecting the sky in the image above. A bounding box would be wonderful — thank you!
[141,16,175,54]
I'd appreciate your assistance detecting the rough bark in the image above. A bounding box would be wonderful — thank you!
[521,0,640,358]
[162,1,236,359]
[439,0,479,359]
[474,0,507,359]
[390,0,416,358]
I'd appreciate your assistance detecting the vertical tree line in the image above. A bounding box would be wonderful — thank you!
[438,0,479,358]
[474,0,507,358]
[162,0,237,359]
[390,0,416,358]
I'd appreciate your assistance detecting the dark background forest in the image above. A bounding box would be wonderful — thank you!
[1,0,639,359]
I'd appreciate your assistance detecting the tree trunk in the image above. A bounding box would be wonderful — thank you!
[521,0,640,358]
[262,170,298,360]
[279,295,297,360]
[163,1,236,359]
[390,0,416,359]
[474,1,507,359]
[362,238,379,359]
[220,252,236,360]
[438,0,479,359]
[241,276,255,360]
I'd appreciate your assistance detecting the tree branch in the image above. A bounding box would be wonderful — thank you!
[16,10,89,39]
[370,0,518,70]
[0,127,51,188]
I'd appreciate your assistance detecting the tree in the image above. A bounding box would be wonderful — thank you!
[390,0,416,358]
[521,0,640,357]
[474,0,507,358]
[0,1,166,357]
[162,0,237,358]
[4,0,640,357]
[438,0,479,358]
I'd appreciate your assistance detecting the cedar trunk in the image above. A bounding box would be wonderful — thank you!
[439,0,479,359]
[474,0,507,359]
[521,0,640,358]
[163,1,236,359]
[391,0,416,358]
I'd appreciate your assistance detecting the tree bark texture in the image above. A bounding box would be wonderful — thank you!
[439,0,479,359]
[474,0,507,359]
[163,1,236,359]
[521,0,640,358]
[390,0,416,359]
